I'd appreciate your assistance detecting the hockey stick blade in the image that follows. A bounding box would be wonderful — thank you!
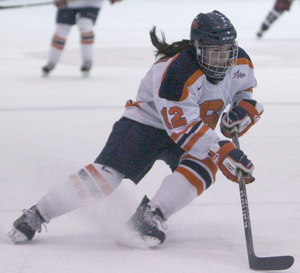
[240,186,294,270]
[232,130,294,271]
[249,255,294,271]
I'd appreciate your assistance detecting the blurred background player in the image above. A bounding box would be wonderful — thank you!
[257,0,294,38]
[42,0,121,76]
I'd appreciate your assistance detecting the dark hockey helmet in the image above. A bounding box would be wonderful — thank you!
[190,10,238,83]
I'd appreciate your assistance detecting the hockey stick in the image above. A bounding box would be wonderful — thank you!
[0,0,104,9]
[232,129,294,270]
[0,2,53,9]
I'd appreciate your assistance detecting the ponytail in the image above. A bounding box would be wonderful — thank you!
[150,26,192,59]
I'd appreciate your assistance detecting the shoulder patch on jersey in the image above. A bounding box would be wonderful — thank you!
[159,49,201,102]
[236,47,254,69]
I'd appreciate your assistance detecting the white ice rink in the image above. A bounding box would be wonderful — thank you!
[0,0,299,272]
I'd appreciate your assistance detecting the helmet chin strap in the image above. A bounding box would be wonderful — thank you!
[194,41,238,83]
[206,75,222,85]
[196,42,202,56]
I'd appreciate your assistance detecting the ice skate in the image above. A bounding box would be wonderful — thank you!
[126,195,167,248]
[257,23,269,38]
[256,30,264,38]
[42,63,55,76]
[81,60,92,77]
[8,205,45,243]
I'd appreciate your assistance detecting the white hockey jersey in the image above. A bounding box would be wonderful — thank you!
[123,47,256,160]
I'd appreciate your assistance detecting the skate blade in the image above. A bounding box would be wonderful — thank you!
[116,228,149,250]
[116,227,161,250]
[142,236,161,249]
[42,72,50,77]
[81,71,90,78]
[7,227,29,244]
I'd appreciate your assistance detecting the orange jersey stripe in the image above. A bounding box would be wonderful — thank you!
[170,121,199,142]
[244,87,253,93]
[201,157,217,181]
[182,124,210,152]
[236,57,254,69]
[236,87,253,95]
[181,70,204,101]
[125,100,141,109]
[154,56,171,65]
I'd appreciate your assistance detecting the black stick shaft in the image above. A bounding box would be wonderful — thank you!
[232,132,256,266]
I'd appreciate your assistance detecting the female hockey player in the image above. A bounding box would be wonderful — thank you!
[9,10,263,248]
[42,0,121,76]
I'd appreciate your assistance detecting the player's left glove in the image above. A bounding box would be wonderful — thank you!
[209,140,255,184]
[220,99,264,138]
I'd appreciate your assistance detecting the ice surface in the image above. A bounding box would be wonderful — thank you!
[0,0,299,272]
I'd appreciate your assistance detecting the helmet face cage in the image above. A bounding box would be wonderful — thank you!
[196,41,238,80]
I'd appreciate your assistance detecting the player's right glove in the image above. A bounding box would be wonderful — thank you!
[209,140,255,184]
[54,0,67,8]
[220,99,264,138]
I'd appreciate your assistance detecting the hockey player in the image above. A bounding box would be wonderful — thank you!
[9,10,263,248]
[257,0,294,38]
[42,0,121,76]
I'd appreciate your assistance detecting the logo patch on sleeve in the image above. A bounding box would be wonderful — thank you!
[233,70,246,79]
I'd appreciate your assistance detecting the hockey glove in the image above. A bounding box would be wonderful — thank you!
[54,0,67,8]
[209,140,255,184]
[220,99,264,138]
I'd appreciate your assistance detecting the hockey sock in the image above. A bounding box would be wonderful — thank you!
[148,172,198,220]
[78,17,94,65]
[36,163,124,222]
[46,23,71,66]
[261,9,284,31]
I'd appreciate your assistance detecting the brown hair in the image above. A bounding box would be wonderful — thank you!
[150,26,192,59]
